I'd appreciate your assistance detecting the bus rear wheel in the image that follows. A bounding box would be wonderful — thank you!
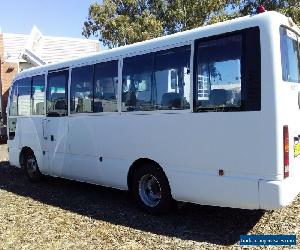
[131,164,173,214]
[25,151,42,182]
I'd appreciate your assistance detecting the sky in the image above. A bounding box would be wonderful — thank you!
[0,0,100,39]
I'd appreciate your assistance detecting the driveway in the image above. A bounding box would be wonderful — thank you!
[0,144,299,249]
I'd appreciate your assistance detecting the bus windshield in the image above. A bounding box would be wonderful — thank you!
[280,26,300,83]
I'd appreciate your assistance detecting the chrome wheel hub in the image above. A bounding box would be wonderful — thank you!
[138,174,162,207]
[26,156,37,177]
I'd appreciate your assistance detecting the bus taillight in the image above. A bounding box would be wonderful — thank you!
[283,125,289,178]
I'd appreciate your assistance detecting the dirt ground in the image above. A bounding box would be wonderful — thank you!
[0,144,7,162]
[0,144,299,249]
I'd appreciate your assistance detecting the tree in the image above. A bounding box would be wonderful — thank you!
[152,0,238,34]
[82,0,163,48]
[82,0,237,48]
[237,0,300,25]
[83,0,300,48]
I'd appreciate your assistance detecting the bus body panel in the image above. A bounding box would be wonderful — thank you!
[67,112,265,177]
[273,18,300,186]
[7,11,300,210]
[168,170,260,209]
[13,110,266,209]
[280,83,300,180]
[7,143,19,167]
[43,117,69,176]
[259,165,300,209]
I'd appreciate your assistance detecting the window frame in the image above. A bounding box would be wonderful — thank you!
[193,26,261,113]
[68,60,120,116]
[31,74,46,116]
[9,73,47,118]
[16,77,32,116]
[68,42,193,117]
[70,65,94,114]
[121,44,193,114]
[8,79,19,117]
[8,27,261,118]
[9,77,33,117]
[46,68,69,117]
[93,60,119,113]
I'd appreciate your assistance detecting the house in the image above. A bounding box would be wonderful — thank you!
[0,26,100,125]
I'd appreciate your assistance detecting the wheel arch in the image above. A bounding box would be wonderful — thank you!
[19,146,34,168]
[127,158,171,192]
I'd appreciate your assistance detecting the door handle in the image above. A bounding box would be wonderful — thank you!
[42,119,48,140]
[42,120,53,141]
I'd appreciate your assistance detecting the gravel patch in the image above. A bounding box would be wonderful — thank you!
[0,144,299,249]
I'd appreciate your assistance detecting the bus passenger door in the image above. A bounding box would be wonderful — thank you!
[43,69,69,176]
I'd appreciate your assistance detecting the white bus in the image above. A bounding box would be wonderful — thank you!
[7,11,300,214]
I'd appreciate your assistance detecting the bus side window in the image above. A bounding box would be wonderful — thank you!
[196,35,242,111]
[94,61,118,113]
[70,65,94,113]
[46,70,69,117]
[17,77,32,116]
[280,27,300,83]
[122,54,153,112]
[122,45,191,112]
[194,27,261,112]
[8,80,19,140]
[32,75,45,115]
[9,80,19,116]
[154,46,191,110]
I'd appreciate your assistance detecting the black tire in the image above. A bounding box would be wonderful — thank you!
[24,151,42,182]
[131,163,173,214]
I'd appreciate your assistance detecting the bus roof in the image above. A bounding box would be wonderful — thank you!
[14,11,290,80]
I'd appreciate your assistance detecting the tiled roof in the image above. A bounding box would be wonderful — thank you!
[2,32,99,64]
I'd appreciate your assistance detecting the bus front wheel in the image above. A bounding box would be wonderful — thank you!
[131,164,173,214]
[25,151,42,182]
